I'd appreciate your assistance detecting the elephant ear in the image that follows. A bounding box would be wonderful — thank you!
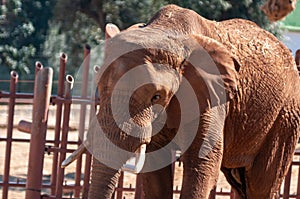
[105,23,146,39]
[187,35,238,100]
[166,35,239,128]
[105,23,120,39]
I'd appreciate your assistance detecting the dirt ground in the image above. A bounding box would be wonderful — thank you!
[0,105,299,198]
[0,128,230,199]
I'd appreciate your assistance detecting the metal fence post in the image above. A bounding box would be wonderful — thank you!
[25,67,53,199]
[209,187,216,199]
[51,53,67,195]
[78,44,91,198]
[115,171,125,199]
[55,75,74,198]
[2,71,18,199]
[230,188,235,199]
[283,165,292,199]
[135,174,144,199]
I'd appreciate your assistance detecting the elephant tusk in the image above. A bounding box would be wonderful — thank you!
[122,144,146,173]
[61,142,88,168]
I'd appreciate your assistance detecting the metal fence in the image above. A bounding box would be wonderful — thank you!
[0,46,300,199]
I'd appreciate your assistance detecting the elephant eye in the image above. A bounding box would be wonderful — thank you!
[151,94,161,104]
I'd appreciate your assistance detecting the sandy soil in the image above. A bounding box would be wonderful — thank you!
[0,105,299,198]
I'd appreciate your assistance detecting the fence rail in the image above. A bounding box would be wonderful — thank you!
[0,47,300,199]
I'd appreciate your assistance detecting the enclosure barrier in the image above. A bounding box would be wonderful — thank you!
[0,47,300,199]
[25,67,53,199]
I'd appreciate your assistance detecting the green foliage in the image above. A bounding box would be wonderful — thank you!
[167,0,230,19]
[53,0,166,32]
[52,0,281,47]
[44,0,283,86]
[0,0,55,79]
[44,12,101,78]
[102,0,166,29]
[222,0,282,36]
[0,0,283,88]
[45,0,167,76]
[167,0,281,36]
[0,0,35,75]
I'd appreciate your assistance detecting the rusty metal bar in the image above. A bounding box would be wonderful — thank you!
[25,67,53,199]
[45,146,82,154]
[2,71,18,199]
[82,65,100,199]
[115,187,138,192]
[230,188,235,199]
[116,172,124,199]
[0,98,33,104]
[135,174,144,199]
[81,153,91,199]
[82,63,100,198]
[55,75,74,198]
[297,164,300,199]
[41,195,80,199]
[17,120,31,133]
[171,150,177,182]
[0,91,33,104]
[51,96,91,104]
[51,52,67,195]
[35,61,43,75]
[0,182,82,189]
[209,187,216,199]
[0,92,33,99]
[0,138,79,145]
[283,165,292,199]
[75,44,91,198]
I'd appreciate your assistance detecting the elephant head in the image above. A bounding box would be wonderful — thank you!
[63,21,238,198]
[261,0,296,21]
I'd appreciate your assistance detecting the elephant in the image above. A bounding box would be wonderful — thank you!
[64,4,300,199]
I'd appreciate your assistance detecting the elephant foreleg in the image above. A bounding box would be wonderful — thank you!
[180,140,223,199]
[141,164,173,199]
[140,144,173,199]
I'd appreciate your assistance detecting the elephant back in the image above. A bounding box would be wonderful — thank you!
[217,19,299,168]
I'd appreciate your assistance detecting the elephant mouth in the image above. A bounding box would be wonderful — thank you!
[122,143,146,173]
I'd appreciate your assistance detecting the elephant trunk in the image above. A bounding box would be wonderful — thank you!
[86,115,129,199]
[86,95,152,199]
[89,157,120,199]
